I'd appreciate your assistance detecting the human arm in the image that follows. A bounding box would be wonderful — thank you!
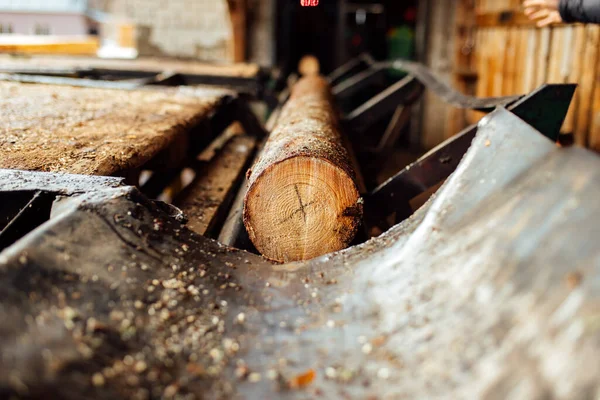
[524,0,600,26]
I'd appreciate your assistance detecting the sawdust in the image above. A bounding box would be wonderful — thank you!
[0,81,231,176]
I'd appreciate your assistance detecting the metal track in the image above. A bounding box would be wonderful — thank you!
[1,108,600,398]
[367,83,576,225]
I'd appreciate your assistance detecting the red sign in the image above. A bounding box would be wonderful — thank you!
[301,0,319,6]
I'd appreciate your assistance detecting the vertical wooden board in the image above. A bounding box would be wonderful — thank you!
[492,28,507,97]
[511,28,522,94]
[481,28,491,97]
[476,28,488,121]
[555,27,574,134]
[486,29,497,98]
[523,28,537,93]
[534,28,552,87]
[228,0,247,62]
[447,0,476,139]
[502,28,517,95]
[562,25,585,136]
[586,27,600,150]
[576,26,600,147]
[546,27,563,84]
[470,28,486,125]
[560,26,575,83]
[513,28,526,94]
[473,28,489,124]
[478,0,487,12]
[474,29,484,98]
[513,27,524,94]
[546,27,572,135]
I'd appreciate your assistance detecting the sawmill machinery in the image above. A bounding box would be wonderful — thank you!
[0,53,597,400]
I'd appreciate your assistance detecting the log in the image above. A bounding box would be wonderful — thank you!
[243,75,362,262]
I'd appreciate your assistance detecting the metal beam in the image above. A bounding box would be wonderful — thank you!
[366,83,576,225]
[345,75,424,133]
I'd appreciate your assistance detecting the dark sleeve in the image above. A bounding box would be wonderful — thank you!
[559,0,600,23]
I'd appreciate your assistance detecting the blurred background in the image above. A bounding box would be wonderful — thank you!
[1,0,598,154]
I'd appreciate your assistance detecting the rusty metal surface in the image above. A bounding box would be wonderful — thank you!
[1,108,600,399]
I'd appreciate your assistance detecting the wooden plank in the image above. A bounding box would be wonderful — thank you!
[227,0,247,62]
[492,28,507,96]
[546,27,563,85]
[0,82,230,176]
[534,28,552,88]
[562,25,585,136]
[0,54,260,78]
[577,26,600,148]
[476,10,537,27]
[511,28,522,94]
[513,28,525,93]
[549,27,575,135]
[0,35,99,55]
[522,28,537,92]
[474,29,486,99]
[518,28,530,93]
[502,27,518,95]
[588,27,600,151]
[475,9,580,27]
[469,28,488,125]
[447,0,477,139]
[175,128,257,237]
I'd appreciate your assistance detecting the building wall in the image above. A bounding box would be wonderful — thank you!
[93,0,233,61]
[0,12,89,35]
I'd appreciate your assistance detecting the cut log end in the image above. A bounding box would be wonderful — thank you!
[244,156,361,262]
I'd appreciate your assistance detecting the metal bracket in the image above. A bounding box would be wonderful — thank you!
[365,83,577,227]
[345,75,424,133]
[367,105,412,155]
[386,60,522,111]
[332,66,386,100]
[327,53,375,86]
[0,65,268,97]
[332,55,527,151]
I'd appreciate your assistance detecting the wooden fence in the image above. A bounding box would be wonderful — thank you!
[427,0,600,151]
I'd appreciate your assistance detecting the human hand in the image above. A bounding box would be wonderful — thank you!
[523,0,563,27]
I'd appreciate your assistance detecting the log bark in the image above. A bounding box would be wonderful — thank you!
[243,75,362,262]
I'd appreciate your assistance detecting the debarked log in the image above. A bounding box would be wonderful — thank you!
[243,75,362,262]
